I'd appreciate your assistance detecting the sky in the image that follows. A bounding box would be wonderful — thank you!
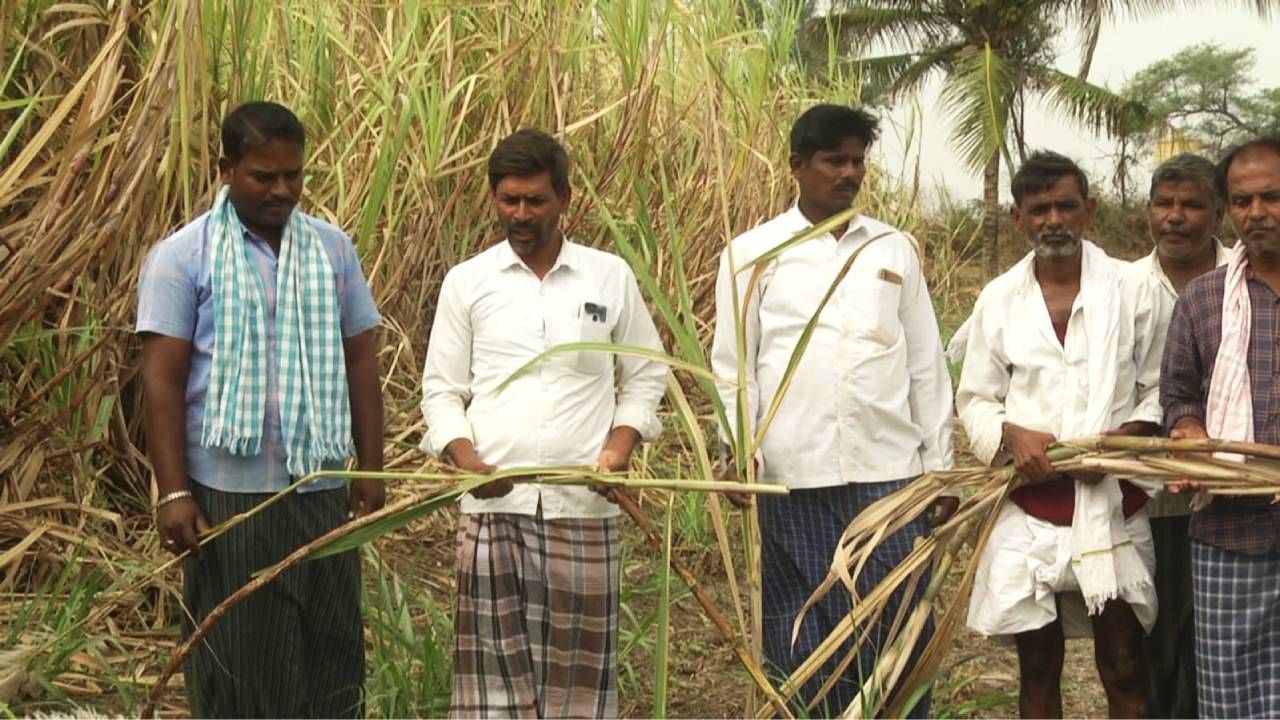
[871,6,1280,204]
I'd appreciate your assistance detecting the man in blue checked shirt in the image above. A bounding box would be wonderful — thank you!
[136,101,383,718]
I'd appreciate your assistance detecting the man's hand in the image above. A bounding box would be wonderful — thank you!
[929,496,960,527]
[590,427,641,504]
[1105,421,1161,438]
[717,458,755,509]
[347,478,385,520]
[1169,419,1209,494]
[157,497,210,557]
[1003,422,1058,483]
[444,438,508,498]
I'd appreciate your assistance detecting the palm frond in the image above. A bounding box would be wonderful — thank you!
[1029,64,1154,137]
[807,2,953,53]
[938,44,1017,173]
[851,45,960,103]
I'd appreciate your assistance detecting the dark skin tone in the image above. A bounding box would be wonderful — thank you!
[1003,172,1150,719]
[451,171,639,502]
[1149,179,1223,293]
[145,139,384,556]
[1170,145,1280,492]
[720,136,958,524]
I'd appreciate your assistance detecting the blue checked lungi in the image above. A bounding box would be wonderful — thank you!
[758,479,932,718]
[1192,538,1280,718]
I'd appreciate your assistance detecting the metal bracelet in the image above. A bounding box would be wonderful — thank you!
[156,489,193,509]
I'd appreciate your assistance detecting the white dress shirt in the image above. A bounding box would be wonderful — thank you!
[710,207,954,489]
[420,239,668,519]
[1129,240,1229,517]
[957,242,1164,464]
[958,241,1163,638]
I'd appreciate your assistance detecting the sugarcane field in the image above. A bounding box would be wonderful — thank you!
[6,1,1280,718]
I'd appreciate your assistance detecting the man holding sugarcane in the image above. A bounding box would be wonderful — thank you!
[137,101,385,717]
[957,151,1161,719]
[711,104,955,716]
[1161,135,1280,719]
[420,128,668,718]
[1131,152,1228,719]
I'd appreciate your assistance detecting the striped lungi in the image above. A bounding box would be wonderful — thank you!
[450,511,621,719]
[1192,539,1280,719]
[184,484,364,718]
[758,480,931,718]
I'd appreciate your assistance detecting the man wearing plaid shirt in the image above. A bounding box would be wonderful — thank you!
[1161,135,1280,719]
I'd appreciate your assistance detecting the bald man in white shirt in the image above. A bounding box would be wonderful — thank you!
[711,104,955,717]
[421,129,668,719]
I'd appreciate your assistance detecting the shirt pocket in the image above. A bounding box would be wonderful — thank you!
[545,306,615,376]
[841,269,903,349]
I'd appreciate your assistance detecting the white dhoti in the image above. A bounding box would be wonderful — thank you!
[967,500,1158,639]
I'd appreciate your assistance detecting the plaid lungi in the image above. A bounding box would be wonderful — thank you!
[758,480,932,718]
[450,511,620,719]
[1192,538,1280,719]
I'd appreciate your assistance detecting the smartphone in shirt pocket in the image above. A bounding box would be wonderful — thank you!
[546,300,614,375]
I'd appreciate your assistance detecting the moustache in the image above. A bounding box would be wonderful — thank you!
[1036,231,1076,243]
[834,182,859,193]
[1159,227,1190,237]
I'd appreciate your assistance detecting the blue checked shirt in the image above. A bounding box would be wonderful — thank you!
[1161,265,1280,553]
[135,211,382,493]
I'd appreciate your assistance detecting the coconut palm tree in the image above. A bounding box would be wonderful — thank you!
[806,0,1276,278]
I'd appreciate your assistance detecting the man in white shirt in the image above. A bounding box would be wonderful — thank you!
[1130,152,1227,720]
[957,151,1162,718]
[420,129,668,719]
[711,104,955,716]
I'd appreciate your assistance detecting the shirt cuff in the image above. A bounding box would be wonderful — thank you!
[135,319,193,339]
[422,417,475,456]
[342,313,383,338]
[969,417,1005,467]
[1163,404,1205,433]
[613,402,661,443]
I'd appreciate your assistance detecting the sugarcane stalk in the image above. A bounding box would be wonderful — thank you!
[613,490,796,719]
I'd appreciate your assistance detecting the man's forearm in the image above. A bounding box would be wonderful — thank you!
[604,425,641,458]
[348,360,384,471]
[143,381,190,495]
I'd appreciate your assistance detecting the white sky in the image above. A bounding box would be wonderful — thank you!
[872,6,1280,203]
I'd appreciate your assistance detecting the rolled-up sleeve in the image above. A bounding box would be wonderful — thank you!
[420,268,476,455]
[955,290,1011,466]
[1160,292,1206,431]
[611,268,668,442]
[136,242,196,339]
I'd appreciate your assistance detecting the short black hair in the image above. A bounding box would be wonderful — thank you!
[789,104,879,161]
[220,101,306,162]
[1214,135,1280,201]
[1010,150,1090,205]
[1149,153,1218,205]
[487,128,571,194]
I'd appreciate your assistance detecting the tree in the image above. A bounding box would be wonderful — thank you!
[801,0,1277,279]
[1124,43,1280,159]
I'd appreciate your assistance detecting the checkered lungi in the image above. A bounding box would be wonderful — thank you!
[1192,538,1280,719]
[758,480,932,718]
[450,511,620,719]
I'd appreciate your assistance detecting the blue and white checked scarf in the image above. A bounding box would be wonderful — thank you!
[200,186,352,476]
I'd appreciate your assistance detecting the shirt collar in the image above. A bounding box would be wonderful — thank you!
[783,204,868,242]
[1145,238,1231,280]
[494,235,580,274]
